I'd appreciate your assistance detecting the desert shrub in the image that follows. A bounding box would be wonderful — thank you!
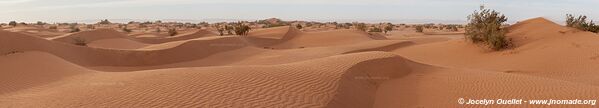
[296,24,303,29]
[369,27,383,32]
[450,26,459,31]
[217,28,224,36]
[465,9,511,50]
[168,28,178,36]
[72,37,87,46]
[69,25,80,33]
[87,25,95,29]
[355,23,367,31]
[155,28,161,32]
[9,21,17,27]
[384,25,393,34]
[233,22,251,35]
[415,26,424,33]
[566,14,599,33]
[98,19,111,24]
[36,21,46,25]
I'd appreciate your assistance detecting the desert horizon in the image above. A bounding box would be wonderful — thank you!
[2,0,599,108]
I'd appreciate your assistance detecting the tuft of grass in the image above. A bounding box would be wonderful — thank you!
[465,9,512,51]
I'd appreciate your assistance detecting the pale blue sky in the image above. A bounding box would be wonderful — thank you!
[1,0,598,24]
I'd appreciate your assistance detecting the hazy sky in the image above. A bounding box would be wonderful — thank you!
[1,0,598,23]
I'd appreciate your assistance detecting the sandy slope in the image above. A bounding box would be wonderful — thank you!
[0,51,410,108]
[87,38,151,49]
[388,17,599,107]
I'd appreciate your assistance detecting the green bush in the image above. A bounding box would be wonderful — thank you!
[566,14,599,33]
[465,9,511,51]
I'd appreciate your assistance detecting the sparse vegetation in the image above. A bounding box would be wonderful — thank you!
[168,28,178,36]
[383,25,393,34]
[98,19,111,24]
[355,23,367,31]
[9,21,17,27]
[217,27,224,36]
[465,9,511,51]
[69,24,80,33]
[296,24,303,29]
[233,22,251,36]
[566,14,599,33]
[36,21,46,25]
[72,37,87,46]
[369,27,383,32]
[415,25,424,33]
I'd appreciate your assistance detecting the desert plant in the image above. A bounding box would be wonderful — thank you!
[217,28,224,36]
[566,14,599,33]
[69,25,80,33]
[98,19,111,24]
[369,27,383,32]
[36,21,46,25]
[450,26,459,31]
[72,37,87,46]
[168,28,178,36]
[415,26,424,33]
[233,22,251,36]
[9,21,17,27]
[465,9,511,50]
[355,23,367,31]
[296,24,303,29]
[384,25,393,34]
[87,25,95,29]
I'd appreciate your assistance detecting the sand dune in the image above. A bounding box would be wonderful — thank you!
[0,30,246,66]
[87,38,151,49]
[388,17,599,107]
[0,51,410,108]
[2,17,598,107]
